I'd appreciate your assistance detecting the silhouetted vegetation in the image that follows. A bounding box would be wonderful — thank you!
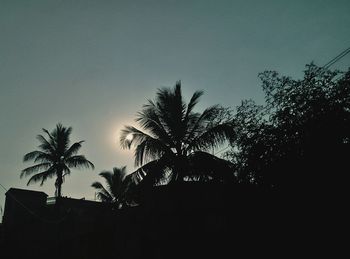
[21,123,94,197]
[7,63,348,259]
[91,166,128,208]
[224,63,350,193]
[120,81,236,191]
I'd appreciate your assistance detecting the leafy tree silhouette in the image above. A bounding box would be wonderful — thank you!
[225,64,350,193]
[120,81,236,188]
[21,123,94,197]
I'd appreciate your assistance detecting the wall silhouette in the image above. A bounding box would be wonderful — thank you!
[1,184,327,258]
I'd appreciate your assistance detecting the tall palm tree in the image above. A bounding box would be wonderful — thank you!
[91,166,127,206]
[120,81,236,186]
[21,123,94,197]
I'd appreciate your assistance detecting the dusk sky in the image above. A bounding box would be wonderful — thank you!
[1,0,349,213]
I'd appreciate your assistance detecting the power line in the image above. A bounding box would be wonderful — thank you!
[213,48,350,157]
[322,47,350,69]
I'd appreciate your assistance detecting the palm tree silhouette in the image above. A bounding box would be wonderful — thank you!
[91,166,127,207]
[120,81,236,186]
[21,123,94,197]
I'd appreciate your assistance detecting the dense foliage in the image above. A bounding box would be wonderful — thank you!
[225,64,350,191]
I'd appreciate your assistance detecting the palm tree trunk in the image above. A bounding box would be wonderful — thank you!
[55,170,63,197]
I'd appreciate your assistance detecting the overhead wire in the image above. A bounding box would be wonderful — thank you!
[214,47,350,156]
[322,47,350,69]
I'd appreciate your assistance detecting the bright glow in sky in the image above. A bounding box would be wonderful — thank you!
[0,0,349,214]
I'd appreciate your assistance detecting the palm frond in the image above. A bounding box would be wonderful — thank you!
[130,157,173,187]
[99,193,113,203]
[62,164,71,176]
[42,128,56,146]
[27,167,56,186]
[155,82,187,142]
[120,126,169,166]
[185,105,221,143]
[133,137,168,167]
[21,162,52,178]
[120,126,149,149]
[93,166,129,203]
[65,155,95,170]
[64,141,84,158]
[136,100,173,145]
[98,170,113,182]
[33,152,53,163]
[52,125,71,155]
[113,166,127,179]
[96,192,113,203]
[98,171,114,193]
[184,90,204,120]
[188,122,235,152]
[111,166,127,198]
[23,151,51,162]
[36,134,56,154]
[91,181,113,202]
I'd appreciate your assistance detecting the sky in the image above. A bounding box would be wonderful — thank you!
[1,0,349,214]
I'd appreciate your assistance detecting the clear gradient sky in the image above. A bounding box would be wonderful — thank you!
[1,0,349,213]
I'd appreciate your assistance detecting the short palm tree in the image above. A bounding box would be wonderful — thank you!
[120,81,236,186]
[91,166,127,206]
[21,123,94,197]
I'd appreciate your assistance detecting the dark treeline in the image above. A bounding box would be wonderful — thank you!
[2,63,348,258]
[19,63,350,203]
[115,63,350,208]
[225,63,350,196]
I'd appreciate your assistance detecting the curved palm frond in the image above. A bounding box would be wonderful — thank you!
[184,90,204,123]
[120,126,170,166]
[188,122,235,152]
[99,170,116,196]
[113,166,127,178]
[21,162,52,178]
[111,166,127,199]
[92,166,128,204]
[133,137,168,167]
[27,167,56,186]
[64,141,84,158]
[136,100,173,145]
[184,105,221,144]
[98,171,113,185]
[92,181,113,202]
[62,164,71,176]
[36,134,56,154]
[42,128,56,146]
[155,82,187,142]
[65,155,95,170]
[96,191,113,203]
[33,152,53,163]
[23,150,52,163]
[127,156,173,187]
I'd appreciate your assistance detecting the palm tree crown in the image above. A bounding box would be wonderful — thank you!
[21,123,94,197]
[120,81,235,185]
[91,166,127,206]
